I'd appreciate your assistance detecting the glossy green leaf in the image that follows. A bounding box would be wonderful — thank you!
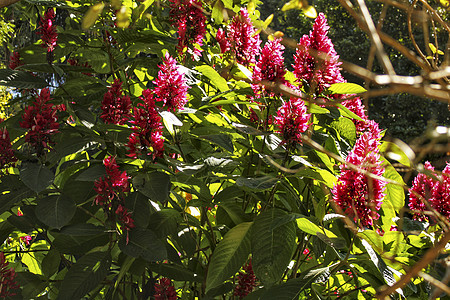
[0,69,48,88]
[328,82,367,94]
[251,209,296,286]
[36,195,76,229]
[380,141,411,167]
[196,65,229,93]
[57,251,111,300]
[199,134,234,153]
[132,172,171,203]
[20,162,55,193]
[206,222,253,293]
[236,176,278,191]
[329,117,357,145]
[119,228,167,262]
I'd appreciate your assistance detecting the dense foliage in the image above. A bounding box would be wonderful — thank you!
[0,0,448,299]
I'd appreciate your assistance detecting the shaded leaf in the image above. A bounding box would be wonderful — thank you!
[206,222,253,293]
[251,209,296,286]
[36,195,76,229]
[132,172,171,203]
[57,251,111,300]
[0,69,48,89]
[20,162,55,193]
[119,228,167,262]
[236,176,278,191]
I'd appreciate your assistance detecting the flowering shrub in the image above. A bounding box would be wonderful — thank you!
[0,1,448,299]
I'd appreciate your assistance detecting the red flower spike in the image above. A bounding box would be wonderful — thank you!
[252,38,287,98]
[293,13,343,93]
[8,52,23,70]
[154,277,177,300]
[0,121,17,173]
[275,98,311,146]
[430,162,450,219]
[19,88,60,155]
[168,0,206,58]
[100,79,132,125]
[408,161,436,221]
[94,156,130,208]
[332,131,386,228]
[127,89,164,159]
[233,261,256,298]
[216,28,230,53]
[36,8,58,53]
[0,253,19,298]
[153,53,189,112]
[227,8,261,66]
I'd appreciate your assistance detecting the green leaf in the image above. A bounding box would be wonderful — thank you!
[132,172,171,203]
[57,251,111,300]
[295,168,337,188]
[380,141,411,167]
[42,249,61,278]
[119,228,167,262]
[59,223,106,236]
[251,209,296,286]
[328,82,367,94]
[0,69,48,89]
[148,262,203,282]
[53,233,109,255]
[75,164,106,182]
[206,222,253,293]
[36,195,76,229]
[199,134,234,153]
[336,103,363,121]
[380,161,405,231]
[82,3,105,30]
[125,192,151,228]
[148,209,181,238]
[17,271,47,299]
[329,117,357,145]
[236,176,278,191]
[308,104,330,114]
[296,218,337,238]
[20,162,55,193]
[195,65,229,93]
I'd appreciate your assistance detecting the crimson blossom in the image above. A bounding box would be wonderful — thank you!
[252,38,287,98]
[153,52,189,112]
[430,162,450,219]
[20,88,60,155]
[127,89,164,159]
[94,156,134,241]
[408,161,436,221]
[100,79,132,125]
[274,98,310,146]
[0,253,19,298]
[36,8,58,53]
[8,52,22,70]
[332,130,386,228]
[154,277,177,300]
[233,260,257,298]
[293,13,343,93]
[0,121,17,173]
[227,8,261,66]
[168,0,206,58]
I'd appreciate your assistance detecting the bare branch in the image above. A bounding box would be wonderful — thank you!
[0,0,21,8]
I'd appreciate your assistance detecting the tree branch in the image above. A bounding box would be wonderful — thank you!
[0,0,21,8]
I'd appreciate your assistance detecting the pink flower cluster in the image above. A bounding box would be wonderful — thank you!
[220,8,261,66]
[8,52,23,70]
[333,127,386,228]
[168,0,206,57]
[408,161,450,221]
[233,260,256,298]
[293,13,343,93]
[0,121,17,173]
[0,253,19,298]
[252,38,287,98]
[154,277,177,300]
[20,88,60,155]
[127,90,164,160]
[275,98,310,146]
[100,79,132,125]
[94,156,135,240]
[153,53,189,112]
[36,8,58,53]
